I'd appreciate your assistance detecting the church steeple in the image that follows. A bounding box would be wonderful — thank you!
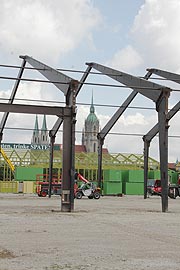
[31,115,40,144]
[40,115,49,145]
[41,115,47,131]
[90,93,95,114]
[32,115,49,145]
[82,93,99,152]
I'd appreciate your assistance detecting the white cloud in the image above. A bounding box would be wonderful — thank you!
[0,0,102,64]
[108,0,180,73]
[0,82,61,143]
[1,0,180,163]
[123,112,148,126]
[131,0,180,71]
[103,0,180,161]
[107,45,143,72]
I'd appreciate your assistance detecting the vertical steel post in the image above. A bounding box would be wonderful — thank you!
[61,107,73,212]
[143,140,150,199]
[69,80,78,211]
[61,80,78,212]
[157,91,170,212]
[97,137,104,190]
[48,136,55,198]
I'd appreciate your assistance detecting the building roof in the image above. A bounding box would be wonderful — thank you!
[75,145,86,152]
[168,163,176,171]
[58,144,108,154]
[102,148,109,154]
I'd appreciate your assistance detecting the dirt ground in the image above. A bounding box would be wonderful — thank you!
[0,194,180,270]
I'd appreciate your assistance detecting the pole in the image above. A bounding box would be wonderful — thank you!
[97,137,104,190]
[61,108,73,212]
[48,136,55,198]
[61,80,78,212]
[143,140,150,199]
[69,80,78,211]
[157,91,170,212]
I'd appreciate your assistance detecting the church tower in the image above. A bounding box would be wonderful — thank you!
[31,115,40,144]
[40,115,49,145]
[32,115,49,145]
[82,94,99,152]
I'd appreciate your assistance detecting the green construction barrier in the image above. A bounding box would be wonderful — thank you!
[15,167,43,181]
[122,170,144,183]
[123,182,144,195]
[103,170,122,182]
[148,170,160,179]
[103,181,122,195]
[168,171,178,184]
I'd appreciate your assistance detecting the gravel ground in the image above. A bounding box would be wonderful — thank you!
[0,193,180,270]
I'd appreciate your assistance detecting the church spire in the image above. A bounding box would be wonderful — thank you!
[41,115,47,131]
[31,115,40,144]
[32,115,49,145]
[82,93,99,152]
[34,115,39,134]
[90,91,95,113]
[40,115,49,145]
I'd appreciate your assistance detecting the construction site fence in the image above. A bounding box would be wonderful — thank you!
[0,181,36,194]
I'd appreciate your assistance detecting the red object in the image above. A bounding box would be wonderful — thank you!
[178,176,180,185]
[36,173,91,197]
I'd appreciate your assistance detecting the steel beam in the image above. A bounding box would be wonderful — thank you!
[86,62,165,102]
[0,103,70,116]
[49,65,92,138]
[143,140,150,198]
[143,68,180,199]
[157,91,170,212]
[147,68,180,84]
[87,62,171,212]
[98,90,138,140]
[97,90,138,188]
[20,55,82,211]
[97,71,152,189]
[75,65,92,96]
[47,68,91,203]
[61,80,78,212]
[48,136,55,198]
[19,55,74,95]
[143,101,180,199]
[0,101,74,211]
[0,59,26,140]
[97,136,104,189]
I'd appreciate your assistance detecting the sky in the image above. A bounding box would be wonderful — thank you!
[0,0,180,162]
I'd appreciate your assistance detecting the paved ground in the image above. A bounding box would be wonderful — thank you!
[0,193,180,270]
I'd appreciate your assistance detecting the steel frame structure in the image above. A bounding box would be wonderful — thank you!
[19,56,91,210]
[86,62,171,212]
[0,54,79,212]
[0,101,75,211]
[1,57,179,213]
[143,68,180,199]
[19,55,78,211]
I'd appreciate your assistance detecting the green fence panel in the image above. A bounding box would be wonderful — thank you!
[124,182,144,195]
[121,170,129,182]
[148,170,160,179]
[169,171,178,184]
[15,167,43,181]
[103,170,122,182]
[128,170,144,182]
[103,181,122,195]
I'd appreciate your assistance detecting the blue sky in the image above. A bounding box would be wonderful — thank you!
[0,0,180,162]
